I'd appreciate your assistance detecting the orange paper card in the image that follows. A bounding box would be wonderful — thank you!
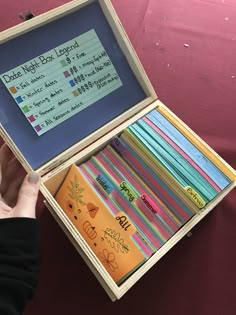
[55,164,146,284]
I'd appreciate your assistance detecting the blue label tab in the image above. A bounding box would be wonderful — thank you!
[96,174,114,194]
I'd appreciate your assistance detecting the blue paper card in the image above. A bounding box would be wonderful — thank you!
[147,110,231,189]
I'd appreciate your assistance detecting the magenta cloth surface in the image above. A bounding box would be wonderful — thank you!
[1,0,236,314]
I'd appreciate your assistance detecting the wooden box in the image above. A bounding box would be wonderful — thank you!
[0,0,235,301]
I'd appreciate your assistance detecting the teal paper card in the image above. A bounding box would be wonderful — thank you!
[0,29,123,136]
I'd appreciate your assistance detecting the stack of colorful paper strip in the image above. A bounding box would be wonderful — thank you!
[55,107,232,284]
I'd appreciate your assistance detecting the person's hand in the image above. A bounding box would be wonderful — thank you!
[0,143,40,219]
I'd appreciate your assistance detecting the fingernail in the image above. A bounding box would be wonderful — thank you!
[28,172,40,184]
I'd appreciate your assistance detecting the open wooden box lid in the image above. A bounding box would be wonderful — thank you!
[0,0,157,176]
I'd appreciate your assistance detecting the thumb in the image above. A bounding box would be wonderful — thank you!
[15,172,41,218]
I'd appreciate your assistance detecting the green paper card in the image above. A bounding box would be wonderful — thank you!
[0,29,123,136]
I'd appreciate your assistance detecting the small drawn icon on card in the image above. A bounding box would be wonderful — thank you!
[83,221,97,240]
[87,202,99,218]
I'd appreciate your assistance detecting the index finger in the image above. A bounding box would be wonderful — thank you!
[0,144,14,179]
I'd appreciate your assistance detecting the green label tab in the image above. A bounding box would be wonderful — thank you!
[119,181,137,203]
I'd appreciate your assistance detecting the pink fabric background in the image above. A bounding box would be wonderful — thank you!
[1,0,236,314]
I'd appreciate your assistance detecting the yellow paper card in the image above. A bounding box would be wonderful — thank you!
[55,164,146,284]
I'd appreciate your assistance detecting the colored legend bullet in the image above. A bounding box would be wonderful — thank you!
[69,80,76,87]
[28,115,36,122]
[60,60,67,67]
[15,96,23,104]
[64,71,71,78]
[34,125,42,132]
[73,90,79,97]
[9,86,17,94]
[22,105,30,113]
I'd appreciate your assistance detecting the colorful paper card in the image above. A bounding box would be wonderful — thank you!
[0,29,123,136]
[122,129,207,209]
[112,135,194,221]
[101,146,181,231]
[142,116,221,192]
[83,158,163,250]
[94,152,173,241]
[147,110,231,189]
[79,164,155,258]
[55,164,146,284]
[130,121,218,201]
[157,107,235,182]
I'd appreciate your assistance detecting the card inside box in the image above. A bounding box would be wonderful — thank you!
[0,0,235,301]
